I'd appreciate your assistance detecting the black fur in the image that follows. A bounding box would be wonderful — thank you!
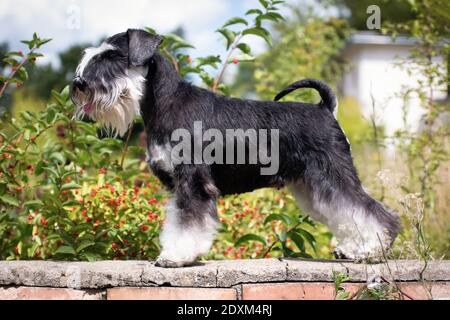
[141,51,400,238]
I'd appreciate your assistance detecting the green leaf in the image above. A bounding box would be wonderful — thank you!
[61,181,82,191]
[336,291,351,300]
[144,27,157,35]
[61,171,80,180]
[234,234,266,247]
[50,152,65,164]
[81,252,102,262]
[256,13,283,23]
[23,129,31,141]
[227,53,255,63]
[297,228,317,253]
[46,108,57,124]
[37,38,52,48]
[288,230,305,252]
[55,245,76,255]
[264,213,291,225]
[222,17,248,28]
[163,33,194,51]
[199,71,214,87]
[60,85,70,99]
[246,9,263,15]
[0,195,19,207]
[216,28,237,50]
[44,233,61,241]
[236,43,251,54]
[279,229,287,242]
[17,67,28,81]
[24,200,44,208]
[3,57,19,66]
[29,242,40,258]
[259,0,269,8]
[5,51,24,58]
[242,27,272,46]
[35,161,46,175]
[195,55,222,68]
[76,240,95,253]
[51,90,65,105]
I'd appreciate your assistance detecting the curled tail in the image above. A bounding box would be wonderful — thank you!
[274,78,337,114]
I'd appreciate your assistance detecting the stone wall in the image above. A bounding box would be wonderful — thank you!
[0,259,449,300]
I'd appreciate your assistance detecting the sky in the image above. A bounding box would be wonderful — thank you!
[0,0,290,67]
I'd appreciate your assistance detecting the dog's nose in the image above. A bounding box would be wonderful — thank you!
[73,77,88,92]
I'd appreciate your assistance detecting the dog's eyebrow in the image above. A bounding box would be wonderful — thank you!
[76,43,115,77]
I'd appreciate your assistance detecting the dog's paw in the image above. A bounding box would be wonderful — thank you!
[333,248,350,260]
[333,247,384,264]
[154,257,194,268]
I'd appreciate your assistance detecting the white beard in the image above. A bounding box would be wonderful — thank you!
[75,67,146,137]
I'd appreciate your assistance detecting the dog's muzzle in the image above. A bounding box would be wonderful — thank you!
[71,77,95,113]
[73,77,88,92]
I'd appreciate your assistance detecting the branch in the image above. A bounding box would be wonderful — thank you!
[0,50,33,98]
[260,220,302,258]
[162,48,180,74]
[120,125,134,170]
[212,34,243,92]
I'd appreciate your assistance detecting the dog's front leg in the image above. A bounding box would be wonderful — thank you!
[155,177,219,268]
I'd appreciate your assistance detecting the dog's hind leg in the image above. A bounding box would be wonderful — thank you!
[155,166,220,267]
[291,176,400,262]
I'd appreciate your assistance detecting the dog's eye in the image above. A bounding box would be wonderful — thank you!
[102,50,122,59]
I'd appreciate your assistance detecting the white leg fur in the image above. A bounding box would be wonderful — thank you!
[156,199,219,267]
[290,182,391,261]
[147,143,174,173]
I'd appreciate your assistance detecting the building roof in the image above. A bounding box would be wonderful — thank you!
[348,31,418,46]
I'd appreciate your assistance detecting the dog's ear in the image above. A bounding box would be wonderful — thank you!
[127,29,163,67]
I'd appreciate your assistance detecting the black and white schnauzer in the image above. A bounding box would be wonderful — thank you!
[71,29,400,267]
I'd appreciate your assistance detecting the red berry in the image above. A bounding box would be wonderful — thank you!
[232,58,238,64]
[140,225,149,232]
[40,217,48,226]
[147,198,156,205]
[99,167,107,174]
[65,177,71,183]
[85,217,92,223]
[111,243,119,249]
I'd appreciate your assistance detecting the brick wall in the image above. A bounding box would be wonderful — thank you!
[1,259,449,300]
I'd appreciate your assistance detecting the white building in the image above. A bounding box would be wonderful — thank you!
[340,32,447,136]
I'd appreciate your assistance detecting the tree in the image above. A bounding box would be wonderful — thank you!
[325,0,416,30]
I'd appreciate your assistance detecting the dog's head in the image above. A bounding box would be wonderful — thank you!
[71,29,163,136]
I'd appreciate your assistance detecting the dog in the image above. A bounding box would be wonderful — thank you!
[71,29,401,267]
